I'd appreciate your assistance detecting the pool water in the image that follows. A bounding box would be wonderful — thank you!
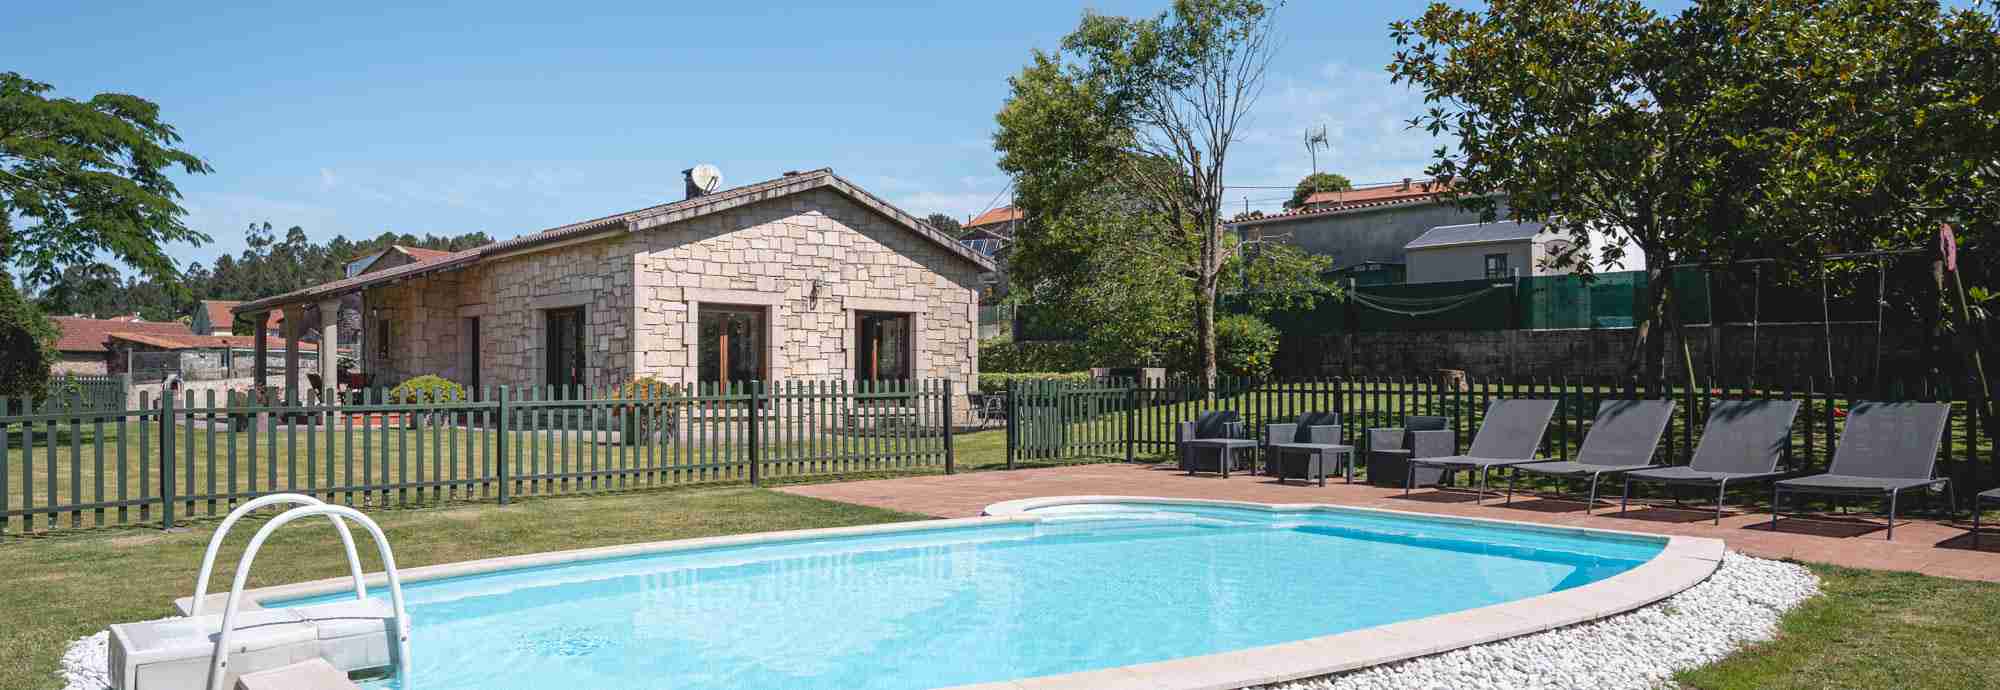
[278,502,1661,690]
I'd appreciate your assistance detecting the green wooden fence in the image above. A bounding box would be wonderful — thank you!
[0,378,954,534]
[1006,374,2000,501]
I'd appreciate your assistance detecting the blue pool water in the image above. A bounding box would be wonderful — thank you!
[277,501,1661,690]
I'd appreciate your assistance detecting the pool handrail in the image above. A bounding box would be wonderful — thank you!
[190,493,366,617]
[206,504,411,690]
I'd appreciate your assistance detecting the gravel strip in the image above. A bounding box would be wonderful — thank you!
[1253,552,1819,690]
[58,630,111,690]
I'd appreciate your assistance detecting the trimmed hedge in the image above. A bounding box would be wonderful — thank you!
[977,371,1091,394]
[980,338,1093,373]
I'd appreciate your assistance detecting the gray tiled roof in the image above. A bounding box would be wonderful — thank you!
[234,169,995,314]
[1405,220,1549,250]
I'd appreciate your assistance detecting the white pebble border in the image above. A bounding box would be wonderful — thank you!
[57,554,1815,690]
[1251,552,1819,690]
[58,630,110,690]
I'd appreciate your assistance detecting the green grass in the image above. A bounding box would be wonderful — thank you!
[2,473,1998,690]
[0,486,928,690]
[1681,563,2000,690]
[0,420,1024,532]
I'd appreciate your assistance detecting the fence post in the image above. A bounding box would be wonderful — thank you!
[748,382,762,487]
[496,386,510,505]
[943,378,956,474]
[1005,381,1018,470]
[159,391,178,531]
[1124,380,1137,463]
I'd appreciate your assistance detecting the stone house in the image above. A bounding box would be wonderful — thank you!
[233,168,993,413]
[1227,177,1505,284]
[1403,220,1646,284]
[49,316,193,375]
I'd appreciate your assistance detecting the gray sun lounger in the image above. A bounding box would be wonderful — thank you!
[1974,488,2000,549]
[1619,400,1802,524]
[1773,401,1955,540]
[1265,412,1349,486]
[1178,410,1256,477]
[1406,399,1558,503]
[1506,399,1676,513]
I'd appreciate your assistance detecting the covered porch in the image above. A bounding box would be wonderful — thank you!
[232,251,477,405]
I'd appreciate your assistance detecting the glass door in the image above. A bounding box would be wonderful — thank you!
[855,312,912,384]
[545,307,586,396]
[699,306,766,389]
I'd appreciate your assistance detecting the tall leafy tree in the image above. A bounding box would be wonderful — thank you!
[1387,0,2000,388]
[997,0,1299,389]
[1285,171,1353,209]
[923,213,964,236]
[0,72,211,290]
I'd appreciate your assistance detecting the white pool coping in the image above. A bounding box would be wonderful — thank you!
[960,496,1724,690]
[174,496,1723,690]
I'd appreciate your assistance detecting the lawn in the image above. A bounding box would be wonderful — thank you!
[1679,564,2000,690]
[1,481,1997,690]
[1,420,1026,533]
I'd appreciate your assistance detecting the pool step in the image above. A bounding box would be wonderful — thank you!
[235,658,360,690]
[107,599,395,690]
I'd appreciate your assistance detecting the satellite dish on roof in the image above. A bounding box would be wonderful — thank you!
[689,164,723,194]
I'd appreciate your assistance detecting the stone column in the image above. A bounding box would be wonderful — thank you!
[318,298,341,404]
[252,311,270,393]
[283,304,303,405]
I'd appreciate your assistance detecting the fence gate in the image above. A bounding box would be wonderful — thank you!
[1007,379,1135,463]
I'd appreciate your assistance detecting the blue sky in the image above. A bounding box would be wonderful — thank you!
[6,1,1687,272]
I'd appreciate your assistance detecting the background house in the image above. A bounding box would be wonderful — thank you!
[190,300,284,336]
[234,168,992,416]
[958,206,1018,340]
[1227,177,1503,284]
[50,316,192,375]
[1404,220,1647,283]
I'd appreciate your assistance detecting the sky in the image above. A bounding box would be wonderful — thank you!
[2,1,1696,273]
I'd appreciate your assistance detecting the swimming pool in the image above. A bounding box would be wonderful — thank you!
[268,498,1697,690]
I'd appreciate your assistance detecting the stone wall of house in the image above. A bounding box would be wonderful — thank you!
[361,187,982,415]
[626,187,982,399]
[53,352,107,375]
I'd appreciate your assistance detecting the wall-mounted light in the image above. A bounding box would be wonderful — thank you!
[808,279,824,306]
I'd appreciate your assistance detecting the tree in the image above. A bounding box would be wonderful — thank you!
[1391,0,2000,389]
[923,213,963,236]
[0,275,55,397]
[1285,172,1352,209]
[997,0,1291,390]
[0,72,211,292]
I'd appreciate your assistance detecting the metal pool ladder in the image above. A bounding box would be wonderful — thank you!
[193,494,412,690]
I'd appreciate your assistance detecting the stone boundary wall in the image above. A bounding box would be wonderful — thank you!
[1280,322,1931,381]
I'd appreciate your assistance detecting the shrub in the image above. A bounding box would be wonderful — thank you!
[1168,313,1279,380]
[980,338,1094,373]
[619,376,678,400]
[389,375,466,404]
[978,371,1092,394]
[0,281,55,398]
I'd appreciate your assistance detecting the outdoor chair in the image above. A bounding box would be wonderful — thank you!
[1178,411,1256,477]
[1505,399,1676,513]
[1619,400,1802,524]
[1366,416,1455,488]
[1264,412,1351,486]
[1406,399,1558,503]
[1973,489,2000,548]
[1772,402,1954,540]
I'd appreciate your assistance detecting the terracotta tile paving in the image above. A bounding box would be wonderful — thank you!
[780,463,2000,582]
